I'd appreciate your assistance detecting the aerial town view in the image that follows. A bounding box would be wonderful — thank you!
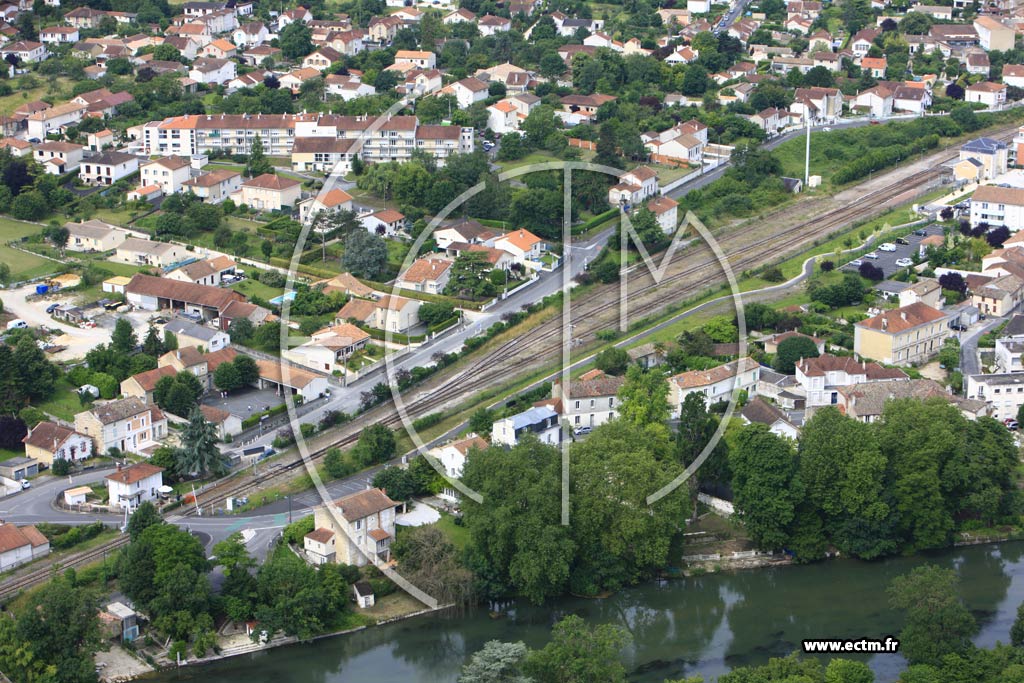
[7,0,1024,679]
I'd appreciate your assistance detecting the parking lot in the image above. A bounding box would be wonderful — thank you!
[841,223,945,278]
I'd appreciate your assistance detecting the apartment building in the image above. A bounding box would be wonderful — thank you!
[853,302,951,366]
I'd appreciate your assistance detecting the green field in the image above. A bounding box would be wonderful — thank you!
[0,244,57,281]
[432,512,470,552]
[36,380,85,422]
[230,276,285,301]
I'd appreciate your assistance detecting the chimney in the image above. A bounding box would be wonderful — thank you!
[900,311,907,321]
[882,317,888,331]
[176,350,181,360]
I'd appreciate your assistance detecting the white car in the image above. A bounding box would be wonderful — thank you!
[895,258,914,268]
[878,243,897,252]
[849,259,863,267]
[822,126,832,132]
[864,252,879,260]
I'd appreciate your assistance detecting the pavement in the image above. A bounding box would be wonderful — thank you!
[839,223,944,278]
[0,284,116,360]
[961,315,1005,377]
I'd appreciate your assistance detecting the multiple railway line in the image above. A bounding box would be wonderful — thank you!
[188,128,1012,514]
[0,535,128,602]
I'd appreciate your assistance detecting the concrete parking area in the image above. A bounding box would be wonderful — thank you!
[842,223,944,278]
[203,387,285,420]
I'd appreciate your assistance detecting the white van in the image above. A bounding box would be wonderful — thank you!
[6,319,27,330]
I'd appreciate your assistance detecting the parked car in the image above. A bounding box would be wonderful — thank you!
[913,229,928,237]
[879,243,897,252]
[864,252,879,260]
[849,259,863,267]
[895,258,914,268]
[45,303,60,314]
[20,480,30,490]
[573,426,592,436]
[895,237,909,245]
[1005,418,1019,431]
[6,319,27,330]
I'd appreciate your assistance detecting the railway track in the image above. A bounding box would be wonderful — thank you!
[0,535,128,602]
[190,129,1013,513]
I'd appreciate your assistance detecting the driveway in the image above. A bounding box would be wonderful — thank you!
[960,316,1004,377]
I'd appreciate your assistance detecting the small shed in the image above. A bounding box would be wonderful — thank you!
[102,276,132,294]
[64,485,92,506]
[0,457,37,481]
[102,602,139,642]
[353,580,375,608]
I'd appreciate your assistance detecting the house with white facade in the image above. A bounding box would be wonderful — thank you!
[75,398,168,456]
[395,257,453,294]
[308,488,400,566]
[491,406,561,446]
[0,524,49,572]
[494,228,546,267]
[79,151,139,186]
[668,357,761,416]
[139,156,192,195]
[608,165,659,206]
[105,463,164,511]
[795,355,907,413]
[551,371,625,430]
[22,421,92,466]
[431,435,488,501]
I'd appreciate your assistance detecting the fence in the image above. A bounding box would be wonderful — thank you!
[681,549,775,563]
[567,138,596,151]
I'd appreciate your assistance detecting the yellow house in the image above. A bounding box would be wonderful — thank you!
[854,302,951,366]
[972,274,1024,317]
[231,173,302,212]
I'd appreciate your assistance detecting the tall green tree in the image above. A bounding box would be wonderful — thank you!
[245,134,273,177]
[459,641,532,683]
[341,229,388,280]
[14,576,99,683]
[616,365,670,427]
[111,317,137,354]
[524,615,630,683]
[178,406,229,476]
[729,424,802,550]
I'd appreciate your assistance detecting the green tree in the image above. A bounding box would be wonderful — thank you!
[126,501,162,541]
[341,229,388,280]
[14,575,99,683]
[234,354,260,386]
[278,21,314,59]
[463,438,573,603]
[352,423,396,467]
[213,361,242,393]
[1012,602,1024,648]
[372,466,418,501]
[888,564,976,666]
[245,134,273,177]
[178,406,229,477]
[111,317,137,354]
[323,447,352,478]
[459,641,532,683]
[730,424,802,550]
[524,615,630,683]
[773,334,820,374]
[616,365,670,427]
[594,347,630,375]
[142,325,164,357]
[825,659,874,683]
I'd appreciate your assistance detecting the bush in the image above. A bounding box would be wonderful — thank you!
[283,515,315,545]
[411,413,443,431]
[52,459,71,476]
[761,266,785,282]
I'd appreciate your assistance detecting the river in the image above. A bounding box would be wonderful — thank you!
[146,541,1024,683]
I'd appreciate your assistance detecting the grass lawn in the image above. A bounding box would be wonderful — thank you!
[0,244,57,280]
[36,380,85,422]
[92,207,145,227]
[0,217,44,241]
[0,447,25,461]
[650,163,695,185]
[432,511,470,552]
[386,239,412,271]
[495,151,562,173]
[230,277,285,301]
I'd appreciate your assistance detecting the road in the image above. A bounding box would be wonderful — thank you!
[714,0,751,34]
[961,316,1005,377]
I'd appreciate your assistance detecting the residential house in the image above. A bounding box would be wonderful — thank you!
[119,365,178,404]
[105,463,164,511]
[551,372,625,429]
[791,86,843,122]
[478,14,511,35]
[115,238,188,268]
[359,209,406,237]
[860,56,887,78]
[75,398,168,455]
[647,195,679,233]
[966,81,1007,108]
[309,488,400,566]
[284,322,370,374]
[231,173,302,212]
[0,138,31,156]
[749,107,783,134]
[298,187,354,225]
[959,137,1009,181]
[393,49,435,70]
[445,77,490,109]
[79,151,139,186]
[290,137,357,175]
[26,101,86,140]
[434,219,499,250]
[201,37,237,59]
[39,25,78,44]
[970,184,1024,230]
[65,219,126,252]
[64,6,107,28]
[182,168,242,203]
[1,40,47,63]
[795,354,907,412]
[432,434,487,501]
[668,357,761,416]
[126,274,245,320]
[22,421,92,466]
[995,334,1024,373]
[189,57,235,85]
[336,294,420,332]
[86,128,115,151]
[740,397,799,439]
[324,73,374,100]
[607,165,659,206]
[161,318,231,350]
[850,27,881,57]
[898,278,943,308]
[854,302,951,366]
[0,524,49,571]
[139,156,192,195]
[395,257,453,294]
[494,228,546,267]
[1004,64,1024,88]
[972,274,1024,316]
[34,141,84,175]
[558,93,616,124]
[840,378,987,422]
[443,8,476,24]
[71,88,134,117]
[303,46,342,71]
[491,406,560,446]
[232,21,268,48]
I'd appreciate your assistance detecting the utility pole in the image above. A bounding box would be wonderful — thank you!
[804,113,811,187]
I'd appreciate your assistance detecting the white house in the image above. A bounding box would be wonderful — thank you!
[740,397,799,439]
[0,524,49,572]
[39,26,79,44]
[396,257,453,294]
[795,354,907,412]
[432,434,488,501]
[105,463,164,511]
[608,165,659,206]
[359,209,406,237]
[79,151,139,186]
[139,156,192,195]
[971,185,1024,231]
[309,488,400,566]
[647,195,679,233]
[552,372,625,429]
[1,40,48,63]
[491,406,561,446]
[494,228,546,267]
[189,57,236,85]
[233,21,269,48]
[446,77,490,108]
[34,141,84,175]
[182,168,242,203]
[299,188,353,226]
[669,357,761,416]
[965,81,1007,108]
